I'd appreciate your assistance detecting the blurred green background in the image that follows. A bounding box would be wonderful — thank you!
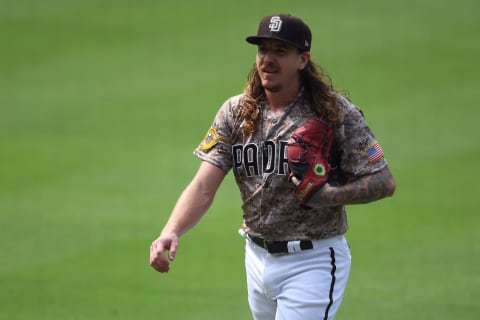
[1,0,479,319]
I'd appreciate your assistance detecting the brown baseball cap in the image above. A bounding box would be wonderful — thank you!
[246,14,312,52]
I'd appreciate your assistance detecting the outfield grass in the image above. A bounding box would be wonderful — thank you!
[1,0,479,319]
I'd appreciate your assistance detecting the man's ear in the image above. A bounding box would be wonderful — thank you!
[298,52,310,71]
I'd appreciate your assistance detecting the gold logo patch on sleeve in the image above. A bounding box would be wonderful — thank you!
[199,127,218,150]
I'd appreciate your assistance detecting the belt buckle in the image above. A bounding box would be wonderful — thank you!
[287,240,302,253]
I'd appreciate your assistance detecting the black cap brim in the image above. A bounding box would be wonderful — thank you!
[246,35,307,52]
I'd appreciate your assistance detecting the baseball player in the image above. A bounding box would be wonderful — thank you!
[150,14,396,320]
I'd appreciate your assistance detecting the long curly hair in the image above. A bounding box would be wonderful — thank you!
[240,60,342,135]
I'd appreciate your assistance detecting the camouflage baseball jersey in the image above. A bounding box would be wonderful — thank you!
[194,92,387,241]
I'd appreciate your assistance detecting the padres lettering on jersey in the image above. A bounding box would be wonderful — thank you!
[232,140,289,177]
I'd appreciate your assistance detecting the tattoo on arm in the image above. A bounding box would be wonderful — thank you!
[307,167,396,208]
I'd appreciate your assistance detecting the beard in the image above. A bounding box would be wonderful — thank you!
[262,82,282,93]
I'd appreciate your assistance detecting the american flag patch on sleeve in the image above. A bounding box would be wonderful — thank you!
[365,141,384,163]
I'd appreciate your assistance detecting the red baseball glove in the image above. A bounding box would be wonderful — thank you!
[287,118,335,205]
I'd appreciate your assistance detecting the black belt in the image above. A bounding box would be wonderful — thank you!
[247,234,314,254]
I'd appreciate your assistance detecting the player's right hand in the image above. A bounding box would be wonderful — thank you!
[149,233,178,273]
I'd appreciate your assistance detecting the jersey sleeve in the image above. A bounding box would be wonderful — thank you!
[193,95,243,173]
[335,97,387,178]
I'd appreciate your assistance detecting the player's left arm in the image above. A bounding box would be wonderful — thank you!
[305,165,396,208]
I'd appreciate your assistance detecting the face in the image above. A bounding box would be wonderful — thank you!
[256,39,310,93]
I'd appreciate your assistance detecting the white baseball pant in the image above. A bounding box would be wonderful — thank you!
[243,234,351,320]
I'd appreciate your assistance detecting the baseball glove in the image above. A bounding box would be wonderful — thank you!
[287,118,335,205]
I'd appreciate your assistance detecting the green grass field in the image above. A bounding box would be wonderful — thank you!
[1,0,479,319]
